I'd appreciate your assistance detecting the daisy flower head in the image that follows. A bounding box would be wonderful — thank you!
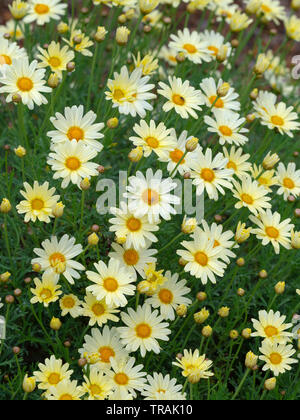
[0,36,27,68]
[82,292,120,327]
[33,355,73,390]
[37,41,74,78]
[158,76,204,119]
[129,119,177,159]
[200,30,231,61]
[222,146,251,179]
[251,165,278,192]
[199,77,240,111]
[133,52,159,76]
[254,95,300,137]
[118,304,171,357]
[198,219,237,264]
[251,309,294,345]
[8,1,29,20]
[232,176,272,215]
[24,0,67,26]
[32,234,85,284]
[30,272,62,307]
[109,201,159,250]
[235,221,252,243]
[80,368,113,400]
[59,294,83,318]
[79,326,127,368]
[177,227,227,284]
[0,57,51,109]
[141,262,166,296]
[173,349,214,383]
[205,109,249,146]
[125,168,180,223]
[109,241,157,279]
[16,181,60,223]
[46,379,84,400]
[142,373,186,400]
[0,20,24,41]
[276,162,300,200]
[47,139,99,189]
[190,148,234,201]
[249,210,293,254]
[159,129,202,176]
[257,0,286,25]
[259,341,298,376]
[105,356,147,399]
[47,105,104,152]
[169,28,211,64]
[158,45,178,66]
[146,271,192,320]
[86,258,136,307]
[64,26,94,57]
[105,65,156,118]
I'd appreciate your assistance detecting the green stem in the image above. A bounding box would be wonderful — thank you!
[231,369,250,400]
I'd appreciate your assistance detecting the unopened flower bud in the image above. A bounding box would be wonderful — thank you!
[22,375,36,393]
[194,307,209,324]
[196,292,207,302]
[217,82,230,97]
[5,295,15,304]
[229,329,239,339]
[264,377,276,391]
[32,263,41,273]
[88,233,99,246]
[181,216,197,234]
[185,137,198,152]
[176,52,185,63]
[128,147,143,162]
[259,269,267,279]
[80,178,91,190]
[0,198,12,213]
[218,306,230,318]
[237,288,245,296]
[242,328,251,339]
[139,0,160,15]
[66,61,75,72]
[262,152,279,170]
[202,325,213,337]
[116,26,130,46]
[48,73,60,88]
[0,272,11,283]
[178,257,187,266]
[216,45,228,62]
[245,351,258,369]
[250,88,258,100]
[94,26,107,42]
[14,146,26,157]
[57,22,69,34]
[107,117,119,128]
[50,317,62,331]
[176,304,187,317]
[52,202,64,218]
[275,281,285,295]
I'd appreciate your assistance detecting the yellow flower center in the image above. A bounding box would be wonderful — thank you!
[40,288,53,299]
[103,277,118,292]
[158,288,173,304]
[283,177,295,189]
[258,176,268,185]
[31,198,44,210]
[241,193,253,205]
[183,43,197,54]
[219,125,233,136]
[62,297,75,309]
[49,252,66,267]
[200,168,215,182]
[99,346,115,363]
[261,4,271,13]
[17,77,33,92]
[90,384,102,396]
[172,94,185,106]
[126,217,142,232]
[209,95,224,108]
[113,88,125,101]
[227,161,237,171]
[48,372,61,385]
[213,239,220,248]
[208,45,219,56]
[271,115,284,126]
[48,56,61,68]
[34,4,50,14]
[65,156,81,171]
[67,126,84,142]
[269,352,282,365]
[135,323,152,338]
[170,149,185,163]
[59,394,73,400]
[92,303,105,316]
[145,136,159,148]
[123,249,139,266]
[265,226,279,239]
[264,325,279,337]
[0,54,12,65]
[194,251,208,266]
[142,188,160,206]
[114,373,129,385]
